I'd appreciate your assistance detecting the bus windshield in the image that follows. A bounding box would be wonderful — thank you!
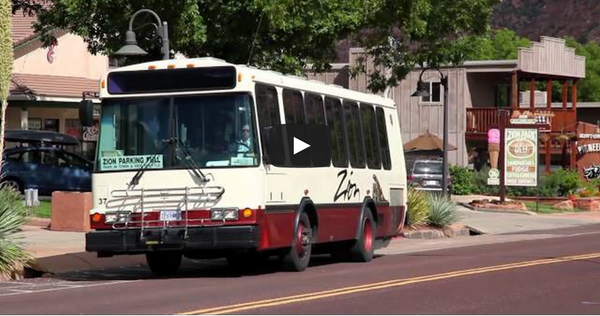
[97,93,259,172]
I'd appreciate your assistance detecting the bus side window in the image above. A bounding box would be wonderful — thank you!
[344,101,366,169]
[255,84,280,161]
[305,93,325,125]
[283,89,304,124]
[360,104,381,169]
[375,107,392,170]
[325,97,347,167]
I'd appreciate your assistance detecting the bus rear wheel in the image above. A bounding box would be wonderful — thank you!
[348,210,376,262]
[331,210,376,263]
[280,212,312,272]
[146,251,182,276]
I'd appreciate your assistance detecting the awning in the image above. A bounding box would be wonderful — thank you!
[403,132,457,151]
[9,73,99,99]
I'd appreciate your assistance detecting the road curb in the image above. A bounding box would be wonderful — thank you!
[27,217,51,228]
[402,226,472,239]
[458,202,536,216]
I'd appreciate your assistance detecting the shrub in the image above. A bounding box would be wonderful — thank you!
[542,169,582,197]
[406,186,430,226]
[449,165,474,195]
[0,188,31,278]
[427,194,460,228]
[506,185,538,197]
[472,166,499,196]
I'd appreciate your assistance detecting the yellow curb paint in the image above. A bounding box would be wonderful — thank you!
[180,252,600,315]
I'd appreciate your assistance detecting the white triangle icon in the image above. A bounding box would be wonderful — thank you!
[293,137,311,155]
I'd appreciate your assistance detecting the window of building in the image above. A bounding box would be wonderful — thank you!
[420,82,442,104]
[283,89,305,124]
[44,119,59,132]
[325,97,347,167]
[28,118,42,130]
[496,84,511,108]
[305,93,325,125]
[376,107,392,170]
[360,104,381,169]
[255,84,281,160]
[65,119,81,139]
[344,101,366,168]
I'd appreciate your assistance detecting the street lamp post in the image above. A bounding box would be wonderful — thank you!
[114,9,170,60]
[412,68,450,196]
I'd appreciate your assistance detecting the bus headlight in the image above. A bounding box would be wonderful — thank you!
[104,211,131,224]
[211,208,238,221]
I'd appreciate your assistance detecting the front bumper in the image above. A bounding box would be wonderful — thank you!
[86,225,260,254]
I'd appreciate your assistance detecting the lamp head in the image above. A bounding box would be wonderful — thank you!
[411,80,431,97]
[114,30,148,56]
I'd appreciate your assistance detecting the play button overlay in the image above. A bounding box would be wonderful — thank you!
[267,124,331,167]
[293,137,310,155]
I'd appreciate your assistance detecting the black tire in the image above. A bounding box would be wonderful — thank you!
[348,210,376,262]
[146,251,182,276]
[0,178,22,193]
[280,212,312,272]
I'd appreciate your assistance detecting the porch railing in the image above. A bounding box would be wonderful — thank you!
[466,108,577,133]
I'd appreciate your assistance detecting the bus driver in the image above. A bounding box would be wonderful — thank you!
[233,124,253,155]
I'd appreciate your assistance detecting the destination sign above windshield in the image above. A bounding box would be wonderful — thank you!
[107,66,236,94]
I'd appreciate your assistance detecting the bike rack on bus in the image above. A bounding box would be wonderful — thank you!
[107,185,225,241]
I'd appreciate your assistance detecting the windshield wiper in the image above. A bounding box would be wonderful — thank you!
[129,139,171,187]
[173,137,210,183]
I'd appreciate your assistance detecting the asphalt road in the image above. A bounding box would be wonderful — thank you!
[2,224,600,314]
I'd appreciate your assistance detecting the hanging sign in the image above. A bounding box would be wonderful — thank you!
[504,128,538,186]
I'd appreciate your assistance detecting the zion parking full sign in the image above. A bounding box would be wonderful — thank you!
[505,128,538,186]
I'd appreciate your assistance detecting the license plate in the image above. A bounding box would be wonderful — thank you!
[424,180,439,186]
[160,210,182,221]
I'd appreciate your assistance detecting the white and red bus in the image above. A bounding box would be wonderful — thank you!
[83,57,407,275]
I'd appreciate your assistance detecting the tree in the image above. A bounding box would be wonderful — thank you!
[462,28,530,61]
[0,0,13,174]
[34,0,369,74]
[352,0,501,92]
[11,0,41,14]
[33,0,500,92]
[564,38,600,102]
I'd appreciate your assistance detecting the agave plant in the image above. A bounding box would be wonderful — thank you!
[0,188,31,278]
[427,194,460,228]
[406,186,430,226]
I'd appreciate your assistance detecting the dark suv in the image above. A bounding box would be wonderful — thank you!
[408,159,451,192]
[0,130,92,195]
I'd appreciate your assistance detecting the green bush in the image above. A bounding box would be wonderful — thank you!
[0,188,31,278]
[449,165,474,195]
[472,166,499,196]
[542,169,582,197]
[472,167,583,198]
[427,194,460,228]
[406,186,430,226]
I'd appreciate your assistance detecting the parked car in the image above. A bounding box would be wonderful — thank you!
[0,130,92,195]
[408,159,451,192]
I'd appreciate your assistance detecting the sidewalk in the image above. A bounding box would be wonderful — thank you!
[451,194,600,234]
[15,226,145,274]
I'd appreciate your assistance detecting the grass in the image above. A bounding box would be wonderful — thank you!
[26,201,52,218]
[522,201,585,214]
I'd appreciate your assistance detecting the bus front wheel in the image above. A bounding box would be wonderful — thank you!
[280,212,312,272]
[146,251,182,276]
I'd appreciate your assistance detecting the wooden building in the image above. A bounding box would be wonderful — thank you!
[307,36,586,172]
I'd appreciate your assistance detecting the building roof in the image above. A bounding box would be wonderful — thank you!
[11,11,38,46]
[10,73,99,99]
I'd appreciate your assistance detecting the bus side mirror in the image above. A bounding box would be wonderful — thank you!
[79,100,94,127]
